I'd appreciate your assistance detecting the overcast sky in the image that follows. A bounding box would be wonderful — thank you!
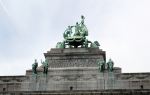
[0,0,150,75]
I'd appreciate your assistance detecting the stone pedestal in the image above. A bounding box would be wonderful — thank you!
[44,48,106,68]
[25,48,122,91]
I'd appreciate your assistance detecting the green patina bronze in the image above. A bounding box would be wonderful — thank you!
[97,58,114,72]
[56,42,65,48]
[32,59,38,74]
[107,59,114,72]
[41,59,49,74]
[90,41,100,48]
[56,15,100,48]
[97,59,105,72]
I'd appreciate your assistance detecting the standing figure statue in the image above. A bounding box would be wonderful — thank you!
[32,59,38,74]
[41,59,49,74]
[80,15,88,37]
[97,59,105,72]
[107,59,114,72]
[81,15,85,24]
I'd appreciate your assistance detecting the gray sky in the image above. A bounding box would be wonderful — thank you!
[0,0,150,75]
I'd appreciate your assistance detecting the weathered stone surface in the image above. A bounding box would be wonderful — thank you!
[0,89,150,95]
[44,48,106,68]
[0,48,150,93]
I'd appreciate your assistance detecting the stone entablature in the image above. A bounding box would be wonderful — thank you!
[44,48,106,68]
[0,72,150,91]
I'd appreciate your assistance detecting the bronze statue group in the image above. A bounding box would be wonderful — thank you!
[32,59,48,75]
[97,59,114,72]
[32,16,114,74]
[56,15,100,48]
